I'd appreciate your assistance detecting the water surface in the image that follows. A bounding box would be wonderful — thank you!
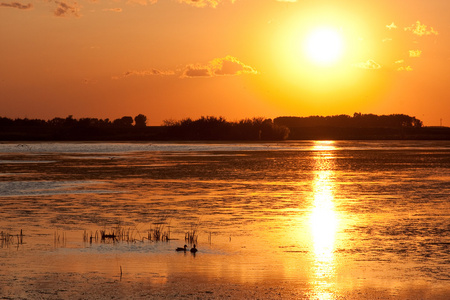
[0,141,449,299]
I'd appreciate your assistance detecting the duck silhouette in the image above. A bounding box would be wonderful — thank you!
[176,245,187,252]
[190,244,198,253]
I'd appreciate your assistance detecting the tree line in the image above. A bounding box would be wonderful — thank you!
[1,113,448,141]
[0,114,150,140]
[162,116,289,140]
[0,114,148,128]
[274,113,423,128]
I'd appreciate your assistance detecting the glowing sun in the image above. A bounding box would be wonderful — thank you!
[304,27,344,66]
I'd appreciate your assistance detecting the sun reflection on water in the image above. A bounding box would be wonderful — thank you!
[309,141,339,299]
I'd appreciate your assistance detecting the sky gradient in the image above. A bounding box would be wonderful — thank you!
[1,0,448,126]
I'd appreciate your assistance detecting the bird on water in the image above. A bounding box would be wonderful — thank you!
[190,244,198,253]
[176,245,187,252]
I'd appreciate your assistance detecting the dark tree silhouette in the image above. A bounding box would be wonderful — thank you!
[163,116,290,140]
[134,114,147,128]
[113,116,133,127]
[0,113,447,141]
[274,113,423,129]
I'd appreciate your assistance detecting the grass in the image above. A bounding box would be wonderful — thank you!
[1,229,24,248]
[148,222,170,242]
[185,219,200,244]
[82,217,202,246]
[83,223,140,243]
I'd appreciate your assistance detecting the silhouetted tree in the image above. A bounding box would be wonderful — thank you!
[274,113,423,129]
[113,116,133,127]
[134,114,147,128]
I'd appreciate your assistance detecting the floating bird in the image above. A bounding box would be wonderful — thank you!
[190,244,198,253]
[176,245,187,252]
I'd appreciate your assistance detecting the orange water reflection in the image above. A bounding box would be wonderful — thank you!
[309,141,339,299]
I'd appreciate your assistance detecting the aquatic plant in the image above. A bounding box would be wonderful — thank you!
[185,221,200,244]
[99,223,140,243]
[148,222,170,242]
[1,230,24,248]
[83,230,100,244]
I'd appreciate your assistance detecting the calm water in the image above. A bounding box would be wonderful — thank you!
[0,141,449,299]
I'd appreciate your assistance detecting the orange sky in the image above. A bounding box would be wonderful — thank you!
[1,0,448,126]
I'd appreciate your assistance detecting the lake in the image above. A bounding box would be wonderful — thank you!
[0,141,449,299]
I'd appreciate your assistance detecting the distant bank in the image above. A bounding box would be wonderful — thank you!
[1,114,449,141]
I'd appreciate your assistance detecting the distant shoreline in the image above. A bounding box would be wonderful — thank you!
[1,114,449,141]
[0,125,449,141]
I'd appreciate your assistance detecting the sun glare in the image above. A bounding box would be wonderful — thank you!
[304,28,344,66]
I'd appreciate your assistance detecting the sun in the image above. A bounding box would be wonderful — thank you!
[304,27,344,66]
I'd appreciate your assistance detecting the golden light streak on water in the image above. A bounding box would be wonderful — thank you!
[309,141,338,299]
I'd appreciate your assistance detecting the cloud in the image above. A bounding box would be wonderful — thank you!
[353,60,381,70]
[182,56,258,78]
[386,22,397,30]
[112,69,175,79]
[182,66,212,77]
[127,0,157,5]
[397,66,413,72]
[113,56,257,79]
[409,50,422,58]
[404,21,438,36]
[0,2,33,9]
[103,7,122,12]
[53,1,81,17]
[395,60,404,64]
[178,0,235,8]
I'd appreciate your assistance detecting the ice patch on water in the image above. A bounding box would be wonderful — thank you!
[0,180,113,197]
[0,160,57,164]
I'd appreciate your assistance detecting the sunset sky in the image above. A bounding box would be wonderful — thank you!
[1,0,448,126]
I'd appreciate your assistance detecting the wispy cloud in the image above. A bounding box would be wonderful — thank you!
[112,69,175,79]
[386,22,397,30]
[409,50,422,58]
[127,0,157,5]
[353,60,381,70]
[182,56,258,78]
[114,56,258,79]
[397,66,413,72]
[102,7,122,13]
[0,2,33,9]
[404,21,438,36]
[53,1,81,17]
[178,0,235,8]
[395,60,405,64]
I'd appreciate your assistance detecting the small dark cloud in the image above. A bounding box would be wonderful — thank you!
[102,8,122,13]
[53,1,81,17]
[112,69,175,79]
[0,2,33,10]
[182,66,212,77]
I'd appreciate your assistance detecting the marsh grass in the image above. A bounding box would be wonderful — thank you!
[99,224,140,243]
[1,229,24,248]
[54,230,67,247]
[84,223,148,244]
[82,217,203,246]
[148,222,170,242]
[185,220,200,244]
